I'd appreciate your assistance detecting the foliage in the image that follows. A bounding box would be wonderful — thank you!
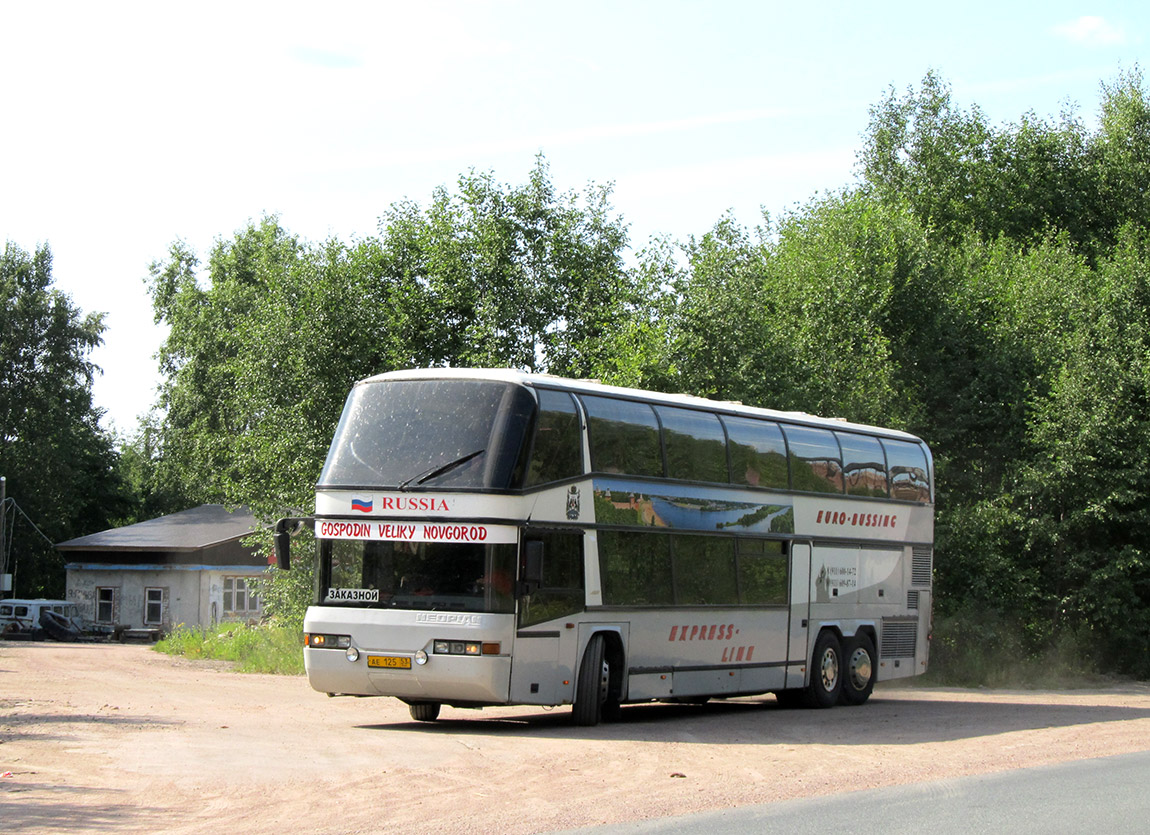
[248,534,315,629]
[155,621,305,675]
[144,158,632,618]
[856,69,1150,676]
[924,604,1103,688]
[133,70,1150,681]
[859,67,1150,260]
[0,243,129,596]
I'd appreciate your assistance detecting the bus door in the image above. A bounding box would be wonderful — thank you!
[509,530,586,706]
[786,541,812,689]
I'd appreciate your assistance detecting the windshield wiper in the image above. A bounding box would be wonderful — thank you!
[398,448,485,491]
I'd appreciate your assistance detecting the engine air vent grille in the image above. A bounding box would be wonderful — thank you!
[881,619,917,658]
[911,547,933,587]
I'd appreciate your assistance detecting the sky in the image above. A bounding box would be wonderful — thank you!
[2,1,1148,434]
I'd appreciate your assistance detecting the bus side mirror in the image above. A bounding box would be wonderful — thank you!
[520,540,544,596]
[274,528,291,571]
[273,517,314,571]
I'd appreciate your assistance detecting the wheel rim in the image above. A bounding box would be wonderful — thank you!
[848,647,872,690]
[819,646,839,691]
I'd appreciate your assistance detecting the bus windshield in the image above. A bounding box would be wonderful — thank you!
[319,379,537,490]
[320,539,518,613]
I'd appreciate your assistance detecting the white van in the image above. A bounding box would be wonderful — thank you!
[0,598,84,637]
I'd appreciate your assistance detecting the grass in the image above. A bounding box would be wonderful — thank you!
[154,622,305,675]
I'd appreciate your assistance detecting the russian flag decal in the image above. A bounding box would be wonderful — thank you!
[351,497,373,513]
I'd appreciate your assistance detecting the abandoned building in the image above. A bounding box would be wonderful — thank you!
[57,504,270,633]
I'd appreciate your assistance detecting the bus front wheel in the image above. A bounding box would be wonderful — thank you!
[408,701,441,722]
[573,634,610,726]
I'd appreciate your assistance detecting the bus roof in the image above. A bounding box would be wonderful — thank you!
[356,368,927,446]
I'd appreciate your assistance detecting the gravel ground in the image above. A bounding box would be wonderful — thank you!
[3,641,1150,834]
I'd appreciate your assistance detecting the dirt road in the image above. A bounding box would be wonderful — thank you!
[3,642,1150,834]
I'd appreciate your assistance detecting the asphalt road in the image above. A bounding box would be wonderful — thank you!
[550,749,1150,834]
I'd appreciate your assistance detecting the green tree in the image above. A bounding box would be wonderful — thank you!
[857,68,1150,258]
[0,242,127,596]
[148,221,391,521]
[652,193,930,432]
[1093,67,1150,250]
[1009,226,1150,674]
[146,160,634,622]
[374,155,633,377]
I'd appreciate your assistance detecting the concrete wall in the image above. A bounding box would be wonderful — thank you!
[66,566,268,631]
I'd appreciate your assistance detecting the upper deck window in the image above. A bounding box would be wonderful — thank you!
[838,432,889,497]
[582,395,663,477]
[723,415,789,489]
[526,389,583,486]
[319,379,536,490]
[782,425,844,494]
[658,406,728,483]
[882,439,931,503]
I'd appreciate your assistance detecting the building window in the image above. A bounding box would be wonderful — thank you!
[144,588,164,625]
[223,577,260,616]
[96,587,116,623]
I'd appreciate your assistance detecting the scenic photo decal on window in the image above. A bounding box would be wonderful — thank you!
[592,478,794,535]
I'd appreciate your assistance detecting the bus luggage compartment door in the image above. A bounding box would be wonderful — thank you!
[509,625,578,705]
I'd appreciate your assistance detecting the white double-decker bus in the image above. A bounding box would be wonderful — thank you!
[276,368,934,725]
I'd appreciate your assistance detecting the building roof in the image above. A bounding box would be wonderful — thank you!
[56,505,259,552]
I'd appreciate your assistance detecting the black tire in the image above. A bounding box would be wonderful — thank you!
[773,689,805,709]
[839,632,877,706]
[803,630,843,709]
[573,634,608,726]
[39,610,80,642]
[408,702,441,722]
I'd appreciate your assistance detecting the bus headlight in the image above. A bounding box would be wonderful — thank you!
[346,646,360,662]
[432,640,499,656]
[414,650,428,665]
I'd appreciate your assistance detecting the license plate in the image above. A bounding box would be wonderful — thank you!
[367,655,411,669]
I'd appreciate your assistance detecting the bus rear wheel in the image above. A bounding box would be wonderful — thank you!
[407,701,441,722]
[839,633,876,706]
[573,634,610,726]
[803,631,843,709]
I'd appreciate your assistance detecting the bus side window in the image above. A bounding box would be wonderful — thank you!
[519,532,585,627]
[783,425,844,494]
[723,416,788,489]
[581,395,663,477]
[883,439,931,503]
[526,390,583,486]
[736,539,788,605]
[659,406,728,484]
[598,530,674,605]
[671,534,738,605]
[838,432,889,497]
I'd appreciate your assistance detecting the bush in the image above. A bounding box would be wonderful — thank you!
[923,605,1107,688]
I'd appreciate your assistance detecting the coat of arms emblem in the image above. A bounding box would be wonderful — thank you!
[565,485,581,520]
